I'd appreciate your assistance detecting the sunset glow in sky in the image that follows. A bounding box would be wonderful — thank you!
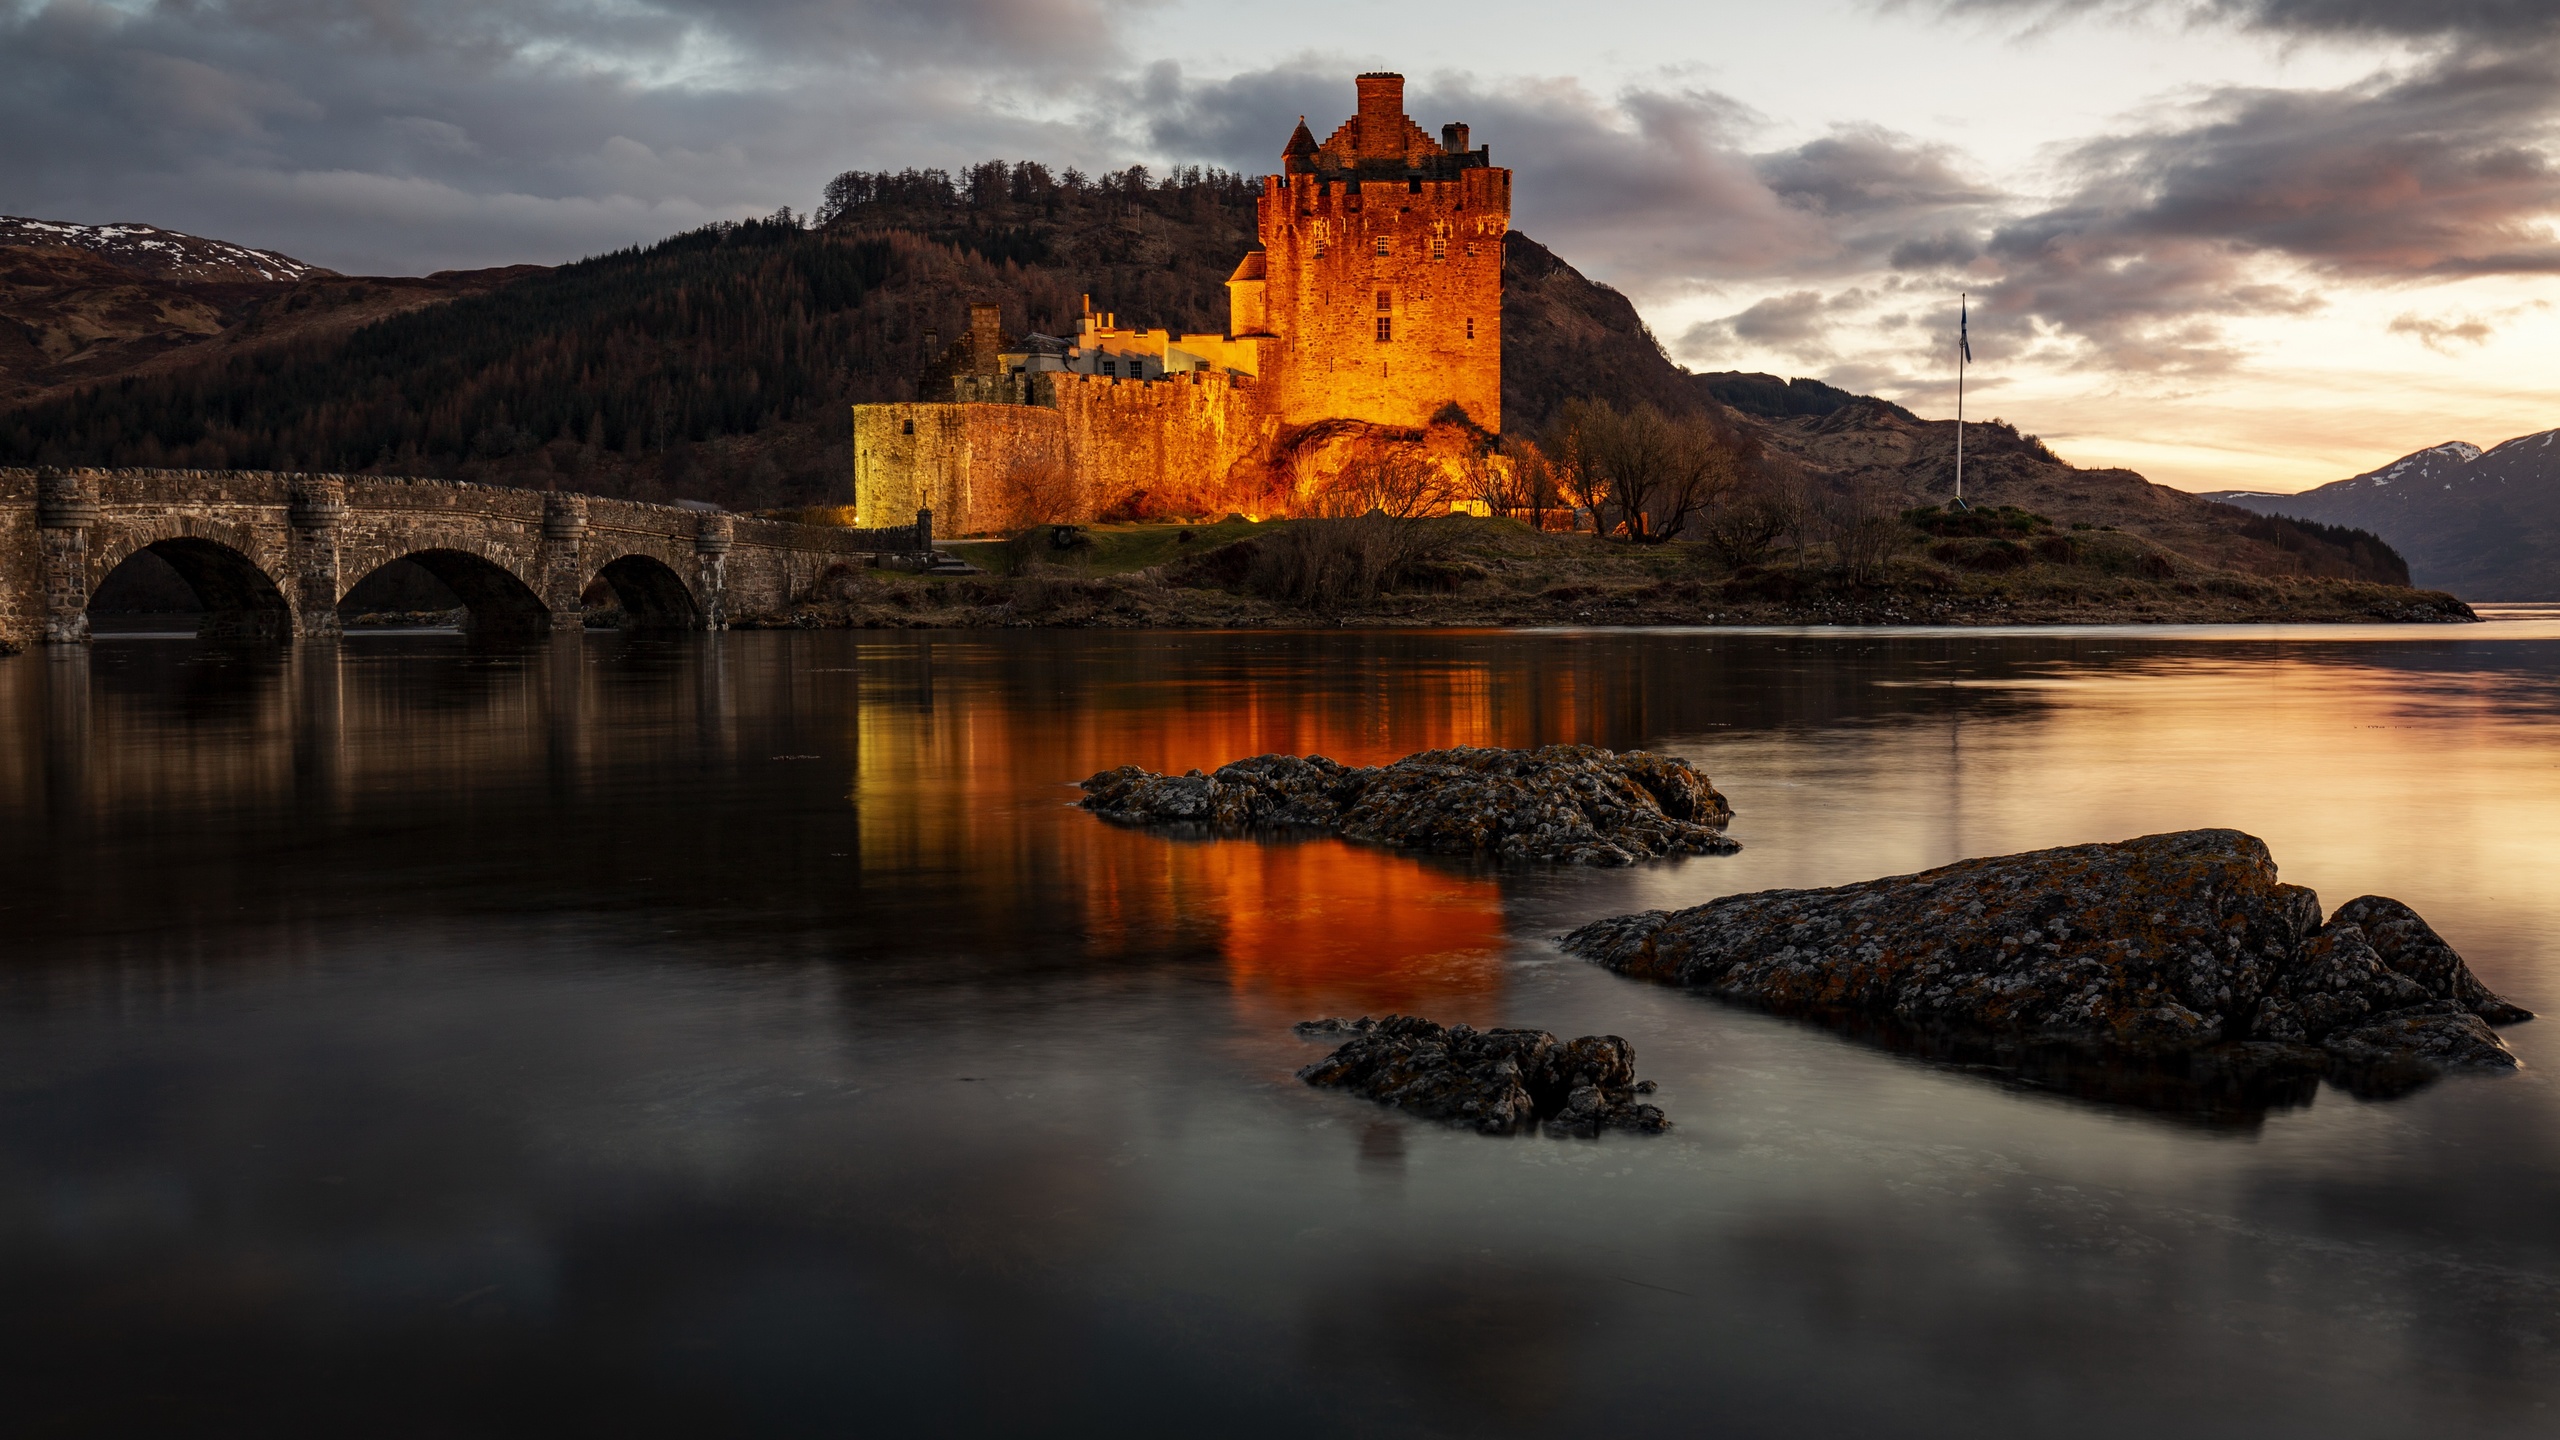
[6,0,2556,492]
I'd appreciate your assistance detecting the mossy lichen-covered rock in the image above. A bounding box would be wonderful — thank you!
[1294,1015,1671,1136]
[1079,744,1737,865]
[1560,829,2531,1085]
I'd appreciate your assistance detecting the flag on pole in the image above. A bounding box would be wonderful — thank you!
[1960,296,1972,364]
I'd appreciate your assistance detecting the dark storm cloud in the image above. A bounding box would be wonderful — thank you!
[0,0,1143,274]
[1936,0,2560,42]
[1138,59,1344,169]
[1972,42,2560,369]
[1139,65,2005,298]
[1728,290,1833,344]
[1757,127,1997,219]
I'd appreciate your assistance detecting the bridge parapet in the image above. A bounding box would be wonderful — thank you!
[0,467,934,646]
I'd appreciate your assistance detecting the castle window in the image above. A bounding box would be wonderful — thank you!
[1465,243,1477,257]
[1376,316,1393,343]
[1374,237,1389,256]
[1376,289,1391,312]
[1408,178,1421,194]
[1466,317,1475,340]
[902,419,914,435]
[1432,236,1447,260]
[1314,239,1327,257]
[1103,359,1117,378]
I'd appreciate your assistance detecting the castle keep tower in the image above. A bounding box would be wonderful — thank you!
[1249,72,1509,433]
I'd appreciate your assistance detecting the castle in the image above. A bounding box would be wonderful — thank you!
[851,72,1511,533]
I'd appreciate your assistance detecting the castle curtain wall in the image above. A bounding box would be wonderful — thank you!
[1051,375,1279,524]
[853,404,1068,534]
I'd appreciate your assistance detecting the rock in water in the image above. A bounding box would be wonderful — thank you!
[1294,1015,1671,1136]
[1560,829,2531,1088]
[1080,744,1738,865]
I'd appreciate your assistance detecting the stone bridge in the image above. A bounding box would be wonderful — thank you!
[0,468,930,645]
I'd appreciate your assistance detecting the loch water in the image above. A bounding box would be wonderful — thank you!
[5,622,2560,1436]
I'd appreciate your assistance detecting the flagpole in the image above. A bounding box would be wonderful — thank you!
[1956,292,1967,511]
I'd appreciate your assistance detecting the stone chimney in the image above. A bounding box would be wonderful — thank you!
[1355,72,1405,158]
[1441,122,1469,155]
[968,303,1003,376]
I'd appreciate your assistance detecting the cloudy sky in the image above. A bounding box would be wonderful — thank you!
[6,0,2559,492]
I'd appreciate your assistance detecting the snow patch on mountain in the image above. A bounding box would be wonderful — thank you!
[0,216,330,283]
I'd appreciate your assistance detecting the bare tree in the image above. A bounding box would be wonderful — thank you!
[1763,458,1820,568]
[1697,492,1779,564]
[1504,437,1566,533]
[1548,400,1746,543]
[1542,399,1610,532]
[1825,473,1907,582]
[1316,448,1453,519]
[1464,443,1522,518]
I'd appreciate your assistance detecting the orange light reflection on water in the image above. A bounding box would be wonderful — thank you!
[851,648,1592,1023]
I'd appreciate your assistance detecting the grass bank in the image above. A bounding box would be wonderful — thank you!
[735,513,2474,630]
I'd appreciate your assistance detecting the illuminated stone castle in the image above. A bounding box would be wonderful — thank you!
[851,72,1511,533]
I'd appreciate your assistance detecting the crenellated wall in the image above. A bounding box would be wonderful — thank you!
[1049,373,1280,524]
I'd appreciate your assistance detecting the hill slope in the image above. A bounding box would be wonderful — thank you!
[1747,403,2411,585]
[0,214,523,409]
[2206,433,2560,598]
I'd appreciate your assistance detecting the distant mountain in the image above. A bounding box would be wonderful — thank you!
[0,216,334,283]
[0,214,520,409]
[2206,431,2560,598]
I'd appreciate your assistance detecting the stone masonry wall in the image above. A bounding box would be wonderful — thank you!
[853,403,1068,535]
[1049,372,1280,523]
[1257,165,1507,433]
[0,468,913,645]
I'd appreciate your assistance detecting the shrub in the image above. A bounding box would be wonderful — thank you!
[1932,538,2028,572]
[1245,515,1451,607]
[1396,559,1487,592]
[1719,566,1806,602]
[1906,504,2049,538]
[1165,538,1261,589]
[805,560,872,603]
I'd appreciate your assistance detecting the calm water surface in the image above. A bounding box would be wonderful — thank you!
[5,623,2560,1436]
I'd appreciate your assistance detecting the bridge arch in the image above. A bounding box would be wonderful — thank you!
[589,551,704,631]
[352,549,551,634]
[88,531,294,639]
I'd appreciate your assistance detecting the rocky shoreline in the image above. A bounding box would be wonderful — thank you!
[737,572,2477,631]
[1561,829,2531,1097]
[1295,1015,1672,1136]
[1080,745,1738,865]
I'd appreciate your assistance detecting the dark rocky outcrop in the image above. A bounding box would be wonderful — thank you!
[1079,744,1737,865]
[1561,829,2531,1096]
[1295,1015,1670,1136]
